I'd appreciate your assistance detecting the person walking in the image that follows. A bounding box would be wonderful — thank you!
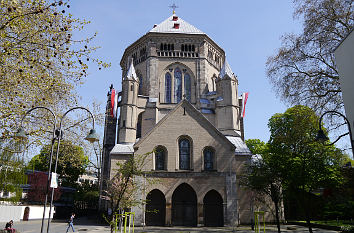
[66,213,75,232]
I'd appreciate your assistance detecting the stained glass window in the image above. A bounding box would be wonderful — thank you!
[165,73,171,103]
[179,138,190,170]
[204,148,214,171]
[174,68,182,103]
[138,76,143,95]
[155,147,165,170]
[184,73,191,101]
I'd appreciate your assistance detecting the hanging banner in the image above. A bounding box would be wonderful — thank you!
[50,172,58,188]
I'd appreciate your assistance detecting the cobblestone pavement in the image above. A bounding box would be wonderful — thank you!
[1,219,340,233]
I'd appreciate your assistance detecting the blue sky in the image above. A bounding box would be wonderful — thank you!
[69,0,302,143]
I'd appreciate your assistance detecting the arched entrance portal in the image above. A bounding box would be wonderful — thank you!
[203,190,224,226]
[172,183,197,226]
[145,189,166,226]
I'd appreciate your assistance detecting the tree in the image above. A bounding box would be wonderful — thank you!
[105,152,153,233]
[243,139,283,233]
[0,141,27,203]
[266,0,353,112]
[28,140,89,187]
[268,105,344,233]
[0,0,109,143]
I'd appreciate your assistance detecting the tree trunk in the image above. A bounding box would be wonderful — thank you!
[274,201,281,233]
[305,197,313,233]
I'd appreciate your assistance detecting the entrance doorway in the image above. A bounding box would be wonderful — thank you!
[203,190,223,226]
[145,189,166,226]
[172,183,197,226]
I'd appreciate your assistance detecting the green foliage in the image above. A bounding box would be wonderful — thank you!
[268,105,344,192]
[0,140,27,203]
[105,151,155,229]
[0,0,110,144]
[266,0,353,111]
[28,140,88,187]
[245,139,267,155]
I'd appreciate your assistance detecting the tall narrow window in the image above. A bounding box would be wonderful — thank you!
[184,73,191,101]
[138,76,143,95]
[204,148,214,171]
[155,147,165,170]
[174,68,182,103]
[165,73,171,103]
[136,113,142,139]
[179,138,190,170]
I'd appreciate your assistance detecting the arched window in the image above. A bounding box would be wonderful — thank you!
[155,147,165,170]
[136,113,143,139]
[203,148,214,171]
[184,73,191,101]
[165,73,171,103]
[174,68,182,103]
[179,138,190,170]
[138,76,143,95]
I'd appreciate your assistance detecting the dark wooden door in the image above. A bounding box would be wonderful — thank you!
[145,189,166,226]
[203,190,223,226]
[172,183,197,226]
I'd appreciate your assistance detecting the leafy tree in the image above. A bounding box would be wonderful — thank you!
[0,141,27,203]
[105,152,154,233]
[28,140,89,187]
[243,139,283,233]
[266,0,353,112]
[268,105,344,233]
[0,0,109,143]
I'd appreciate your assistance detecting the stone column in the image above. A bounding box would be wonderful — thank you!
[166,203,172,226]
[225,172,238,226]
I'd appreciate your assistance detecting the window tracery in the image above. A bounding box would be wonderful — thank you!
[179,138,191,170]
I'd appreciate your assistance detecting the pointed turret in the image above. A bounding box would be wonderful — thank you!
[215,59,241,136]
[118,59,139,143]
[125,58,138,81]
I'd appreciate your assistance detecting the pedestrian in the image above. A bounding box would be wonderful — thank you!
[66,213,75,232]
[5,220,16,233]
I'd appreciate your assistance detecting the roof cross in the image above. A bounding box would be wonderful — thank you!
[169,3,178,14]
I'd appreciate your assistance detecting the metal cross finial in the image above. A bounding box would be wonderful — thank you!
[169,3,178,14]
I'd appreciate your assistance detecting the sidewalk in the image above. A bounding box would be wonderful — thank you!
[1,218,340,233]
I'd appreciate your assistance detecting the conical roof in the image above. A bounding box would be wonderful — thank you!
[219,59,234,79]
[125,59,138,80]
[150,15,204,35]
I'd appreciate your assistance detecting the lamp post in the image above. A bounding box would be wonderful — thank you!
[316,110,354,155]
[15,106,99,233]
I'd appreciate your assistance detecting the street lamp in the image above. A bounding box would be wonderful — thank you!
[316,110,354,155]
[15,106,99,233]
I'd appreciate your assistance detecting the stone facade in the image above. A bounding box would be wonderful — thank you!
[102,14,259,226]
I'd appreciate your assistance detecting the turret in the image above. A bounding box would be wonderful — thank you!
[215,60,241,136]
[118,59,139,143]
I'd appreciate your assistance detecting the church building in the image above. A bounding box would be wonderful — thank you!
[101,12,254,226]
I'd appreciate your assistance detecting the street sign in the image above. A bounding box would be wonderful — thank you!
[50,172,58,188]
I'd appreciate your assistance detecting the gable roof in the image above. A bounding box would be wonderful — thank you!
[149,15,205,35]
[134,99,235,150]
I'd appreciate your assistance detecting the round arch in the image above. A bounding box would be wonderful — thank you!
[145,189,166,226]
[203,190,224,226]
[172,183,197,226]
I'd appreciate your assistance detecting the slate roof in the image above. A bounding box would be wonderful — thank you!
[150,15,205,35]
[226,136,252,155]
[219,59,234,79]
[110,143,134,155]
[125,59,138,81]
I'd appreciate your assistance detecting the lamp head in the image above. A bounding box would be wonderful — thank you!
[316,129,329,143]
[85,129,99,143]
[15,128,28,140]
